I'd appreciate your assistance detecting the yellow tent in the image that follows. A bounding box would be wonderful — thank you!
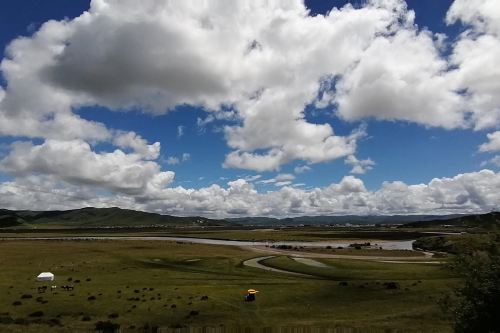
[247,289,259,294]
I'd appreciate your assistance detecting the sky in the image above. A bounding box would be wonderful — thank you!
[0,0,499,218]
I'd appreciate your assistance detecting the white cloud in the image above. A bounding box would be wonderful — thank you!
[482,155,500,168]
[334,29,466,129]
[294,165,311,174]
[276,173,295,182]
[177,126,184,138]
[243,175,262,182]
[165,156,180,165]
[0,0,424,172]
[0,139,174,196]
[479,131,500,153]
[1,0,499,173]
[275,181,293,187]
[1,170,498,218]
[446,0,500,130]
[113,131,160,160]
[345,155,375,174]
[164,153,190,165]
[0,0,499,214]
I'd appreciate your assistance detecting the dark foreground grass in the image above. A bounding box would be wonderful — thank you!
[0,240,456,332]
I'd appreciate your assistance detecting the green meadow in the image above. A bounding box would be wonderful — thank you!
[0,239,457,332]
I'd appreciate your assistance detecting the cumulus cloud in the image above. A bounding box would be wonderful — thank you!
[113,131,160,160]
[1,0,499,174]
[446,0,500,130]
[479,131,500,152]
[345,155,375,174]
[0,0,500,215]
[1,170,498,217]
[334,29,466,128]
[0,139,174,196]
[0,0,432,172]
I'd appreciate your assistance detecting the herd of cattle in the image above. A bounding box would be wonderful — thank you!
[37,285,74,293]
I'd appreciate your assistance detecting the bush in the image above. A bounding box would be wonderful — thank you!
[87,296,96,301]
[12,301,22,306]
[49,318,61,326]
[383,282,400,290]
[21,294,33,299]
[445,240,500,333]
[28,311,44,317]
[0,316,14,324]
[108,313,119,319]
[94,321,120,333]
[81,315,91,321]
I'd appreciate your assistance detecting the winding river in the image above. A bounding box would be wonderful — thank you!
[4,235,416,250]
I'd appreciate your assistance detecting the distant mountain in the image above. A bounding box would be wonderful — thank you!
[0,207,231,228]
[401,212,500,229]
[226,214,465,226]
[0,209,25,228]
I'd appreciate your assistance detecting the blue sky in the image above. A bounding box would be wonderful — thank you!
[0,0,498,217]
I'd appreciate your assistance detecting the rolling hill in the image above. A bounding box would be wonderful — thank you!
[401,211,500,229]
[0,207,230,228]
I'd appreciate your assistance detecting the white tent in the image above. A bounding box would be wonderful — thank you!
[36,272,54,281]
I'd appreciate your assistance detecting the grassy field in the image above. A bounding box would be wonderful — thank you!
[0,239,457,332]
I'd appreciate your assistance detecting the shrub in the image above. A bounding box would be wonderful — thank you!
[21,294,33,299]
[0,316,14,324]
[108,313,119,319]
[12,301,22,306]
[87,296,96,301]
[49,318,61,326]
[94,321,120,333]
[383,282,400,290]
[82,315,91,322]
[28,311,44,317]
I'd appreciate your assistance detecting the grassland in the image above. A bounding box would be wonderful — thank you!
[0,239,457,332]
